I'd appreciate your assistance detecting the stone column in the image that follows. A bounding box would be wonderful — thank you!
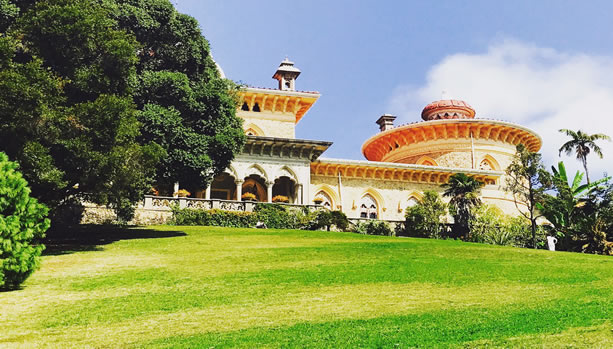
[235,179,243,201]
[297,184,304,204]
[266,181,274,203]
[173,182,179,198]
[205,185,211,200]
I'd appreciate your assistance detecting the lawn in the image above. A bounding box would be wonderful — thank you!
[1,225,612,348]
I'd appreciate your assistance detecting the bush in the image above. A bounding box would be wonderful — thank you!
[0,152,50,290]
[330,210,349,231]
[172,207,258,227]
[172,203,300,229]
[468,205,542,247]
[403,190,447,238]
[253,203,296,229]
[352,220,394,236]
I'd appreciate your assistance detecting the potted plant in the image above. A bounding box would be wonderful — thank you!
[241,192,257,201]
[174,189,191,197]
[272,195,289,203]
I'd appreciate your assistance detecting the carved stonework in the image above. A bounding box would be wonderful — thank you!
[220,201,246,211]
[186,200,212,210]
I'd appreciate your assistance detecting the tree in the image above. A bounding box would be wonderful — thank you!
[442,173,484,238]
[0,0,163,220]
[0,0,245,219]
[539,161,611,253]
[404,190,447,238]
[559,129,610,184]
[505,144,550,249]
[108,0,246,190]
[0,152,50,290]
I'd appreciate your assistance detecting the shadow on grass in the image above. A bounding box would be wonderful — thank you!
[43,225,186,256]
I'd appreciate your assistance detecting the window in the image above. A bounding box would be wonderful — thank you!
[359,194,378,219]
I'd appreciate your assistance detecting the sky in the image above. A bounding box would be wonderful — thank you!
[174,0,613,180]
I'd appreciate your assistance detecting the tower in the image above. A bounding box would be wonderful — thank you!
[273,57,301,91]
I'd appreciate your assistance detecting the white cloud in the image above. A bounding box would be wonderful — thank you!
[388,39,613,180]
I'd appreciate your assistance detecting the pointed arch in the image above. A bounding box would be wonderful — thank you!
[244,123,265,137]
[416,155,438,166]
[479,154,500,171]
[276,165,298,182]
[224,165,239,180]
[312,184,340,208]
[402,191,424,212]
[359,188,385,219]
[244,164,268,181]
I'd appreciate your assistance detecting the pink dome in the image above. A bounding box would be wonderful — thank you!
[421,99,475,121]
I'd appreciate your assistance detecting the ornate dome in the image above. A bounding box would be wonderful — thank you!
[421,99,475,121]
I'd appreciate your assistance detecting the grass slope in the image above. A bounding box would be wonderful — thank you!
[1,226,612,348]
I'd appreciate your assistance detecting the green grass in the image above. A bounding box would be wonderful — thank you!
[1,226,612,348]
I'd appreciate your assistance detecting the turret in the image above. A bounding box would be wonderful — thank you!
[273,57,301,91]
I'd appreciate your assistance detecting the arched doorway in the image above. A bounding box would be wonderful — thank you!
[242,175,268,202]
[210,173,237,200]
[272,176,296,203]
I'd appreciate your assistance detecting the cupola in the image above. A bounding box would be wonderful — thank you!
[273,57,301,91]
[421,99,475,121]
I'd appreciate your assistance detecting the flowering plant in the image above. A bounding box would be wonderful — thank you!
[272,195,289,203]
[174,189,190,197]
[241,192,257,201]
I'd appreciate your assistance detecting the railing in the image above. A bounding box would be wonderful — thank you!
[142,195,323,213]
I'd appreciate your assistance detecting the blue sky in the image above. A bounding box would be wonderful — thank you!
[175,0,613,178]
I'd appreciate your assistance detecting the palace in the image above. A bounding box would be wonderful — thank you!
[83,58,541,224]
[190,58,541,221]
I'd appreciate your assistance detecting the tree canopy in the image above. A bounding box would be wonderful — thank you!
[558,129,610,184]
[505,144,550,248]
[442,173,483,238]
[0,0,244,219]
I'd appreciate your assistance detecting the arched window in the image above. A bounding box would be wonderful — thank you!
[407,196,420,207]
[313,190,333,208]
[479,159,493,171]
[416,156,438,166]
[253,103,261,112]
[241,102,249,111]
[360,194,378,219]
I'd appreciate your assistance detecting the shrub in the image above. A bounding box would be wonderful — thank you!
[403,190,447,238]
[352,220,394,236]
[253,203,296,229]
[330,210,350,231]
[172,207,258,227]
[0,152,50,290]
[468,205,542,247]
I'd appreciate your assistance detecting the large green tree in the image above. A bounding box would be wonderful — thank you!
[442,173,483,238]
[0,0,244,219]
[505,144,549,249]
[0,0,162,220]
[559,129,610,184]
[107,0,245,189]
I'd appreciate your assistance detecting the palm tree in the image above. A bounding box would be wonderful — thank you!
[442,173,484,238]
[558,129,610,184]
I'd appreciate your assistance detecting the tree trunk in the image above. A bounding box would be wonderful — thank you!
[583,157,590,185]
